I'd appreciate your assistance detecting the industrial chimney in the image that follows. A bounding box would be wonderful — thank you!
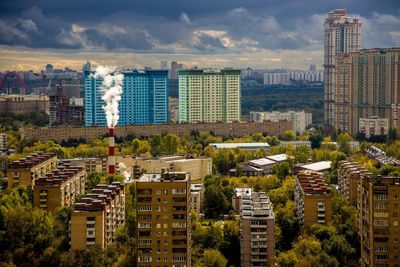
[108,127,116,175]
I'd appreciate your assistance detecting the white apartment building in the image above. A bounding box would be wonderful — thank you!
[250,110,312,133]
[178,69,241,123]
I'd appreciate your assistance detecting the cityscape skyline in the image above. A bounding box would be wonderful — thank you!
[0,0,399,71]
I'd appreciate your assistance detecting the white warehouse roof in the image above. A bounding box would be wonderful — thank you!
[300,161,332,172]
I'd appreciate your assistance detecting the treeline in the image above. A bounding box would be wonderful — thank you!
[241,84,323,125]
[0,184,137,267]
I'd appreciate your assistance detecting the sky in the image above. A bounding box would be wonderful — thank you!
[0,0,399,72]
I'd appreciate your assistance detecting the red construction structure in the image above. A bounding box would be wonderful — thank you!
[0,71,27,94]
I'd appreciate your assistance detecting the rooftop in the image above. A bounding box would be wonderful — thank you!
[35,165,85,186]
[9,152,57,169]
[241,191,274,218]
[138,171,189,182]
[301,161,332,172]
[266,153,289,163]
[210,143,270,149]
[297,171,331,195]
[190,184,203,192]
[249,158,276,167]
[73,182,124,212]
[234,187,253,198]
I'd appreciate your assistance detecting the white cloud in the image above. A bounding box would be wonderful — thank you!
[180,12,191,25]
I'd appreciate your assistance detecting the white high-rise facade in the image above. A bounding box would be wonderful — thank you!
[324,9,361,131]
[179,69,241,123]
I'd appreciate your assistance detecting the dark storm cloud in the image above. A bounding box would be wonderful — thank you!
[0,0,399,53]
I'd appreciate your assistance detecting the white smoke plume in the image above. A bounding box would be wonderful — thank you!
[93,66,123,128]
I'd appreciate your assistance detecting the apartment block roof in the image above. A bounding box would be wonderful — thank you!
[138,171,189,182]
[35,165,85,186]
[241,191,274,218]
[297,171,331,195]
[73,182,124,212]
[9,152,57,169]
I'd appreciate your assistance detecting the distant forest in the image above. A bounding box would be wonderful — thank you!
[168,82,324,126]
[241,84,324,125]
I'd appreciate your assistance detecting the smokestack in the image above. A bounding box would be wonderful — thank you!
[108,127,116,175]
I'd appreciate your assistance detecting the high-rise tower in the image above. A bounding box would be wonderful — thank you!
[324,9,361,132]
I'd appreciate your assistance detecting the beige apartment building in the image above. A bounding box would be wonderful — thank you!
[250,110,312,134]
[136,171,191,267]
[190,184,203,214]
[359,117,389,138]
[59,157,107,174]
[70,182,125,251]
[178,69,241,123]
[240,191,275,266]
[294,171,332,227]
[358,175,400,266]
[118,155,212,183]
[33,165,86,211]
[7,152,58,188]
[324,9,361,131]
[335,48,400,135]
[337,161,372,206]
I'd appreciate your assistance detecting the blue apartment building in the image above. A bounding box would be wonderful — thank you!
[84,69,168,126]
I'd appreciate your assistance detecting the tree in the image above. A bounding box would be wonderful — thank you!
[272,162,290,180]
[159,133,180,155]
[337,133,351,154]
[309,132,323,149]
[86,173,102,190]
[388,128,398,142]
[275,200,300,251]
[220,221,240,266]
[202,249,228,267]
[204,185,230,218]
[294,145,311,163]
[282,130,296,141]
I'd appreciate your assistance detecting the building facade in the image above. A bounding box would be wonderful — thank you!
[0,94,50,115]
[359,117,389,138]
[324,9,361,131]
[178,69,241,123]
[136,171,191,267]
[190,184,203,214]
[118,155,212,183]
[337,161,372,206]
[358,175,400,266]
[22,120,292,143]
[335,48,400,135]
[250,110,312,133]
[7,152,58,188]
[33,165,86,211]
[70,182,125,250]
[59,157,107,174]
[232,188,253,215]
[294,171,332,227]
[85,69,168,126]
[0,133,7,156]
[240,191,275,266]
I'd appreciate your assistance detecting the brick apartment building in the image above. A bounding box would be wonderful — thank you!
[136,171,191,267]
[70,182,125,250]
[34,165,86,211]
[294,171,332,227]
[7,152,58,188]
